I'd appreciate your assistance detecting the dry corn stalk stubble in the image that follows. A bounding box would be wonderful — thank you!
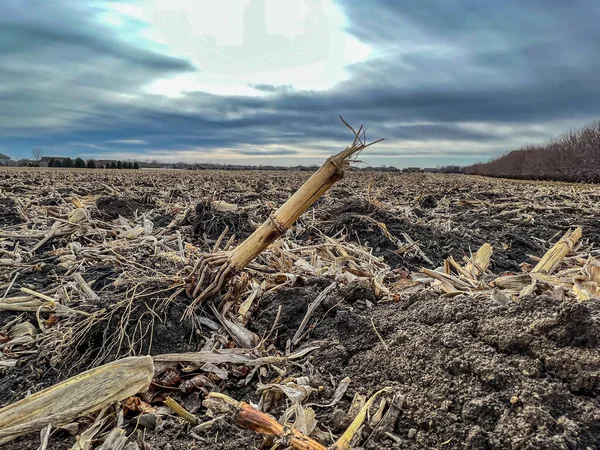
[2,159,600,448]
[184,118,383,313]
[0,121,382,448]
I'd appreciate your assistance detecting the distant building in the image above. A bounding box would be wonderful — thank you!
[0,153,11,166]
[402,167,423,173]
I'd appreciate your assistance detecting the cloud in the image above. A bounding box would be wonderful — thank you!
[0,0,194,134]
[2,0,600,167]
[235,147,299,156]
[249,84,295,94]
[106,140,148,145]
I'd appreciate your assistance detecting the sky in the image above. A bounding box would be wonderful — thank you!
[2,0,600,167]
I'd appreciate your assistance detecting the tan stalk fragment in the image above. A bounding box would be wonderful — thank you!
[332,388,391,450]
[532,227,582,274]
[465,243,493,279]
[164,397,199,425]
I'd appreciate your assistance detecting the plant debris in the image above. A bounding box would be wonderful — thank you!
[2,149,600,449]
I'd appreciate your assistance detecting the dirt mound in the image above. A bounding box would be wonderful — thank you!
[252,283,600,449]
[318,199,481,271]
[94,196,151,220]
[185,199,269,241]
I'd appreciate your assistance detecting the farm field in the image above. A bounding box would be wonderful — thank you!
[1,168,600,449]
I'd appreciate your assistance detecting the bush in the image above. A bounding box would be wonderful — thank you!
[74,157,86,168]
[87,160,97,169]
[63,157,73,168]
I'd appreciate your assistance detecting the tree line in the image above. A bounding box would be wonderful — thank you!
[465,121,600,182]
[48,158,140,169]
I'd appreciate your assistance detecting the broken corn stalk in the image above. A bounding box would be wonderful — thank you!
[207,393,327,450]
[229,147,361,270]
[187,118,383,308]
[208,388,391,450]
[332,388,391,450]
[465,243,493,279]
[532,227,582,274]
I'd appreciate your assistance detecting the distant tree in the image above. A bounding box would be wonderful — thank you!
[74,157,86,168]
[464,120,600,182]
[439,165,463,174]
[48,158,55,168]
[128,162,134,169]
[32,148,43,161]
[110,162,117,169]
[133,161,140,170]
[62,157,73,168]
[117,160,123,169]
[87,159,97,169]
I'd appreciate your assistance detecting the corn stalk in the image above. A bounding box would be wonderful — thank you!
[206,388,391,450]
[185,118,382,313]
[532,227,582,274]
[207,393,326,450]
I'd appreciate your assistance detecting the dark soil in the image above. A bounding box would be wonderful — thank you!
[94,196,152,220]
[0,198,23,226]
[318,199,479,272]
[316,196,570,273]
[250,283,600,449]
[185,198,269,241]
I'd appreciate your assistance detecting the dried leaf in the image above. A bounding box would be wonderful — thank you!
[123,396,155,415]
[180,374,214,394]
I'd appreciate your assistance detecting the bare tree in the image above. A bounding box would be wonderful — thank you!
[32,148,43,161]
[465,120,600,183]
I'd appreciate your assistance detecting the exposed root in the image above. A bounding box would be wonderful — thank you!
[186,258,235,315]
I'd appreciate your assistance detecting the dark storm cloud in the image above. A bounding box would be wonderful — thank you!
[0,22,192,72]
[332,0,600,124]
[2,0,600,165]
[0,0,194,134]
